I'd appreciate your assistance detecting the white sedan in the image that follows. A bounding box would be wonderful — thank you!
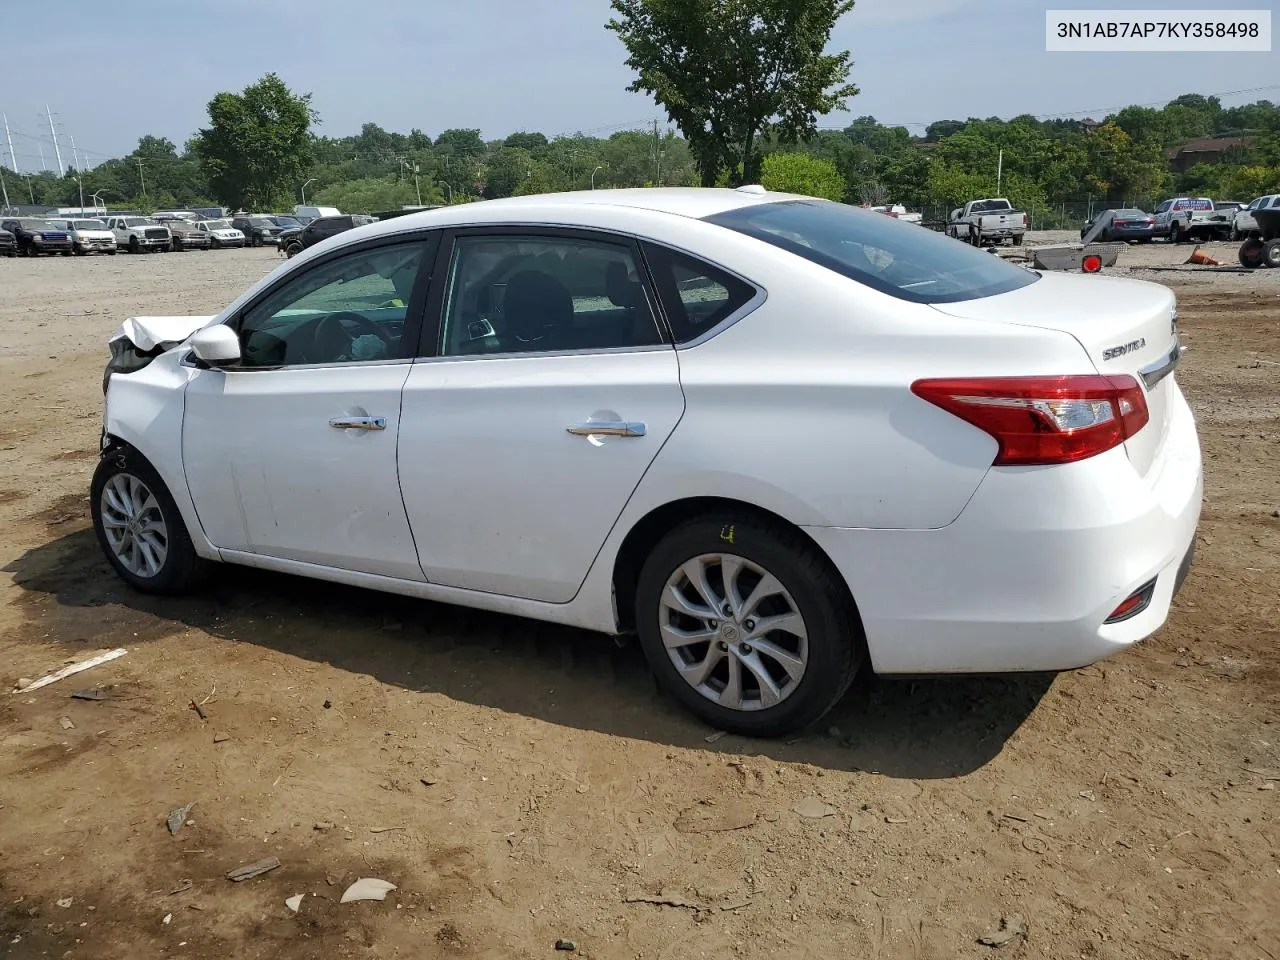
[93,188,1201,736]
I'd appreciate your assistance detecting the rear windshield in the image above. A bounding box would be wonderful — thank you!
[706,200,1037,304]
[970,199,1013,213]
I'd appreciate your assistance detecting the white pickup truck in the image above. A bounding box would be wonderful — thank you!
[946,198,1027,246]
[103,215,172,254]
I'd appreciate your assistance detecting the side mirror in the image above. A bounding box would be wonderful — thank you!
[188,325,242,367]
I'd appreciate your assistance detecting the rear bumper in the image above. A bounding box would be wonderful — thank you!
[805,382,1203,674]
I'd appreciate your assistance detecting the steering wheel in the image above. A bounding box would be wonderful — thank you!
[311,311,394,363]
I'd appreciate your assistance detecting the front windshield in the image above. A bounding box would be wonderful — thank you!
[206,219,232,230]
[706,200,1038,304]
[273,216,301,228]
[248,217,275,228]
[21,219,54,230]
[75,219,107,230]
[123,217,152,227]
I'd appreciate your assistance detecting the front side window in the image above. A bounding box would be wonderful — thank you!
[706,200,1037,304]
[235,242,428,368]
[439,234,663,356]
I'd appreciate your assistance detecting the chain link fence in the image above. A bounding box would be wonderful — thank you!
[915,199,1161,232]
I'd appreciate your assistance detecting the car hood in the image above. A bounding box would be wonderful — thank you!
[110,315,216,352]
[73,229,115,239]
[211,229,243,237]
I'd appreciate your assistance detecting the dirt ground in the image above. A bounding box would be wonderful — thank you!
[0,245,1277,960]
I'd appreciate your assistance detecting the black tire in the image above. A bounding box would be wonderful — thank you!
[108,249,117,256]
[634,513,863,737]
[91,445,208,595]
[1239,238,1265,268]
[1263,239,1280,269]
[285,241,303,258]
[129,236,140,254]
[211,237,221,249]
[61,250,72,256]
[1012,234,1023,246]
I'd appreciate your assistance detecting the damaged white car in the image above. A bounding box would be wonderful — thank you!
[94,189,1201,736]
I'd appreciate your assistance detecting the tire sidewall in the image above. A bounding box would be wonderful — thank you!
[635,517,861,737]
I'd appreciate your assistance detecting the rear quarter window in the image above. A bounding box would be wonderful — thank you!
[642,244,757,343]
[706,200,1037,305]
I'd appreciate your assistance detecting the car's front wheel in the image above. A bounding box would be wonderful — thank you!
[635,514,863,737]
[91,446,207,595]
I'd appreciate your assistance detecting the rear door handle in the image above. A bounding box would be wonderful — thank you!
[329,416,386,431]
[566,420,646,438]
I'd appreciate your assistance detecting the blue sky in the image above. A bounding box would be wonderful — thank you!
[1,0,1275,170]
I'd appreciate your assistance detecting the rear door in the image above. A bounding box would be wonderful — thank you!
[397,227,685,603]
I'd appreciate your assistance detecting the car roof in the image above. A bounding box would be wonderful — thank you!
[336,187,786,238]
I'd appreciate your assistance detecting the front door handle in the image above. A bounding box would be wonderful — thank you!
[329,416,386,431]
[566,420,646,438]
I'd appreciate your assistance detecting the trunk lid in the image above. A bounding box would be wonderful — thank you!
[931,272,1179,476]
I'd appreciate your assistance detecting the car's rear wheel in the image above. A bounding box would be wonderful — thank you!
[91,446,207,595]
[635,515,862,737]
[1263,239,1280,269]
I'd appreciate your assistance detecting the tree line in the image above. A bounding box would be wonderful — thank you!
[3,79,1276,223]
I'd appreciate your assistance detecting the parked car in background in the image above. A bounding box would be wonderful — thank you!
[1152,197,1227,243]
[279,214,377,257]
[946,198,1027,246]
[153,210,200,223]
[1080,208,1156,243]
[269,215,303,231]
[46,217,118,255]
[232,215,283,247]
[1232,194,1280,240]
[869,204,923,225]
[0,224,16,257]
[94,189,1199,736]
[195,219,246,248]
[1,218,74,256]
[293,204,340,222]
[104,215,172,253]
[165,219,212,252]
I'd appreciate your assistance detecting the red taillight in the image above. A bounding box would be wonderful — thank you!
[1081,254,1103,273]
[1112,219,1130,227]
[910,375,1149,466]
[1105,579,1157,623]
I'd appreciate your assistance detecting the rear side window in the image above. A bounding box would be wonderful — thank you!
[643,244,757,343]
[706,200,1037,304]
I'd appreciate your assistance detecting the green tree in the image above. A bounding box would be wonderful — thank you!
[313,175,440,213]
[607,0,858,186]
[504,131,549,152]
[760,152,845,200]
[195,73,315,209]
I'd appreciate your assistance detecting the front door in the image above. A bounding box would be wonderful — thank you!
[183,237,435,580]
[398,228,685,603]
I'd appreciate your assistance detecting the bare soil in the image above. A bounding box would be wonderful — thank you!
[0,248,1277,960]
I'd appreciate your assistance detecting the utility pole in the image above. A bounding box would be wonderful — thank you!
[996,149,1003,196]
[0,165,10,212]
[44,105,64,175]
[3,114,18,173]
[136,159,147,200]
[653,118,660,185]
[69,133,83,173]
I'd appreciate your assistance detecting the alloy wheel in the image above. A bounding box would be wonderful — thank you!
[99,472,169,578]
[659,553,808,711]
